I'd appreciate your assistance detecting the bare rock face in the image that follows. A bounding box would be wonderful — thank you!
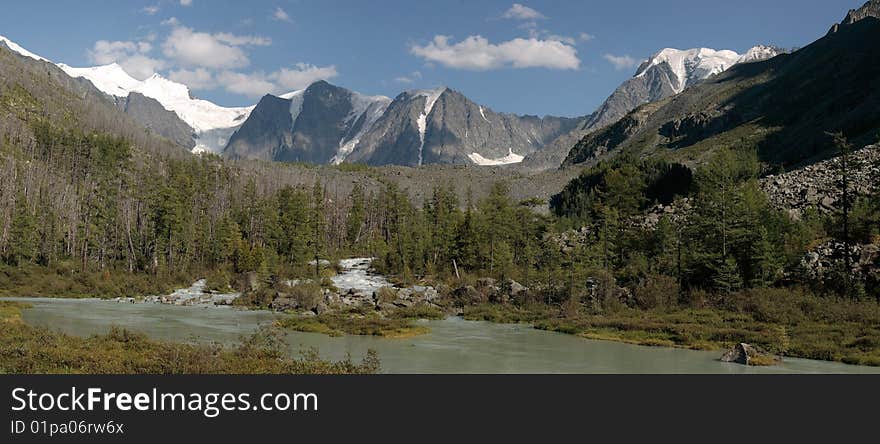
[224,81,390,163]
[348,88,581,167]
[223,82,581,167]
[842,0,880,25]
[223,94,295,162]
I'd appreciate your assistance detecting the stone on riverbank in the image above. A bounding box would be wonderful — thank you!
[721,343,780,366]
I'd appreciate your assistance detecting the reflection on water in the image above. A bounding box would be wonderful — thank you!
[5,297,879,374]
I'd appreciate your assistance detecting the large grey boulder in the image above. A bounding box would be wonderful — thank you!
[721,342,779,365]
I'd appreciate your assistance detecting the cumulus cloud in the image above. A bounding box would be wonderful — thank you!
[167,64,338,98]
[162,26,252,69]
[161,17,180,26]
[271,63,339,91]
[89,20,337,100]
[205,64,337,98]
[88,39,166,80]
[410,35,579,71]
[578,32,595,42]
[142,5,160,15]
[394,71,422,84]
[273,7,292,22]
[215,71,278,97]
[214,33,272,46]
[545,34,576,45]
[603,54,640,70]
[168,68,216,90]
[180,0,193,6]
[118,54,167,79]
[502,4,546,20]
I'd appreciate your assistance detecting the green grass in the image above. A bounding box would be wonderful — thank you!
[462,288,880,366]
[277,305,443,338]
[0,301,379,374]
[0,263,197,299]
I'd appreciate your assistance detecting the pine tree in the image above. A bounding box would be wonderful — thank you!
[6,192,38,266]
[309,181,326,278]
[346,183,365,248]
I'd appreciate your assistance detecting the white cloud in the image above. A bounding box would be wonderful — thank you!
[545,34,576,45]
[162,26,250,69]
[273,7,292,22]
[579,32,595,42]
[603,54,640,70]
[88,39,166,80]
[214,33,272,46]
[88,21,337,100]
[168,68,216,90]
[394,71,422,84]
[180,0,193,6]
[502,4,546,20]
[119,54,167,79]
[270,63,339,91]
[161,17,180,26]
[167,64,338,98]
[215,71,279,97]
[411,35,579,71]
[142,5,160,15]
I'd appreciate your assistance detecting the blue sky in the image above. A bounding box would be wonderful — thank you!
[0,0,867,116]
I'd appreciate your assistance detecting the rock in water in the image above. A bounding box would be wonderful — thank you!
[721,343,758,365]
[721,343,778,366]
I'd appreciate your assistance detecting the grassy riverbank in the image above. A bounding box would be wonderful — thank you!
[462,288,880,367]
[0,301,379,374]
[0,264,197,299]
[276,306,445,338]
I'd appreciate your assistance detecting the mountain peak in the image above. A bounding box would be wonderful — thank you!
[738,45,783,63]
[407,86,448,98]
[829,0,880,34]
[843,0,880,25]
[635,47,741,93]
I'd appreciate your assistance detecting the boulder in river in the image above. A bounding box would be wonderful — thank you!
[721,343,780,366]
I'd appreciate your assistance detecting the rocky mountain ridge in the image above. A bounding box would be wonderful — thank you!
[342,87,582,166]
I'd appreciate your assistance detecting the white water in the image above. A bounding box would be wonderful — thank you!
[330,258,392,295]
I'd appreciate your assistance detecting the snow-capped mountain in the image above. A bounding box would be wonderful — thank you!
[1,34,579,168]
[1,34,251,153]
[343,87,581,166]
[58,64,253,153]
[223,81,392,164]
[582,45,783,132]
[225,84,579,167]
[0,35,49,62]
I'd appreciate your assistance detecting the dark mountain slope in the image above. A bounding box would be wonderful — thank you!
[0,43,187,159]
[223,94,295,162]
